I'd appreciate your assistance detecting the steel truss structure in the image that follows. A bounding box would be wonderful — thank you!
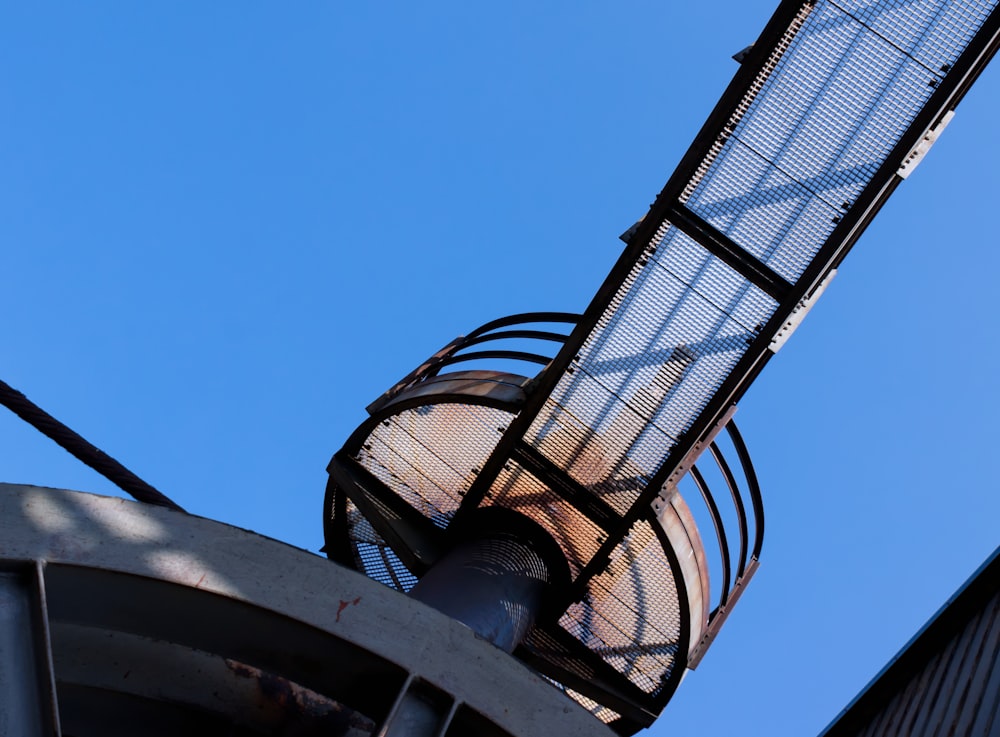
[325,1,1000,732]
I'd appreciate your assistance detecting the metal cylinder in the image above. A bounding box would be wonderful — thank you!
[409,510,567,653]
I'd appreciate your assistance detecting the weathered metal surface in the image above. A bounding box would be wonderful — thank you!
[410,512,568,653]
[380,676,452,737]
[52,623,374,736]
[0,568,60,737]
[656,493,710,660]
[325,2,1000,729]
[0,484,614,737]
[375,370,531,414]
[820,547,1000,737]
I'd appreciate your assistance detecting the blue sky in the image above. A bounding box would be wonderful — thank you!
[2,3,998,735]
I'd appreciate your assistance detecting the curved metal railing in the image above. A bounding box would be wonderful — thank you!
[327,1,1000,732]
[327,310,764,727]
[683,421,763,666]
[367,312,580,414]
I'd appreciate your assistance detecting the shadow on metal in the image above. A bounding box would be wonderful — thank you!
[326,312,764,732]
[325,1,1000,732]
[2,485,613,737]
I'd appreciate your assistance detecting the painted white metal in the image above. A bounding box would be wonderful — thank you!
[0,483,613,737]
[769,270,837,353]
[898,111,956,179]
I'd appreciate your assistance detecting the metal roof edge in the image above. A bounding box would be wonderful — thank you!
[817,544,1000,737]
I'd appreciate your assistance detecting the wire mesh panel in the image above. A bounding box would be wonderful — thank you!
[490,462,606,578]
[345,499,420,592]
[681,0,981,282]
[528,227,776,511]
[839,0,995,70]
[356,404,515,526]
[327,0,1000,731]
[559,519,683,695]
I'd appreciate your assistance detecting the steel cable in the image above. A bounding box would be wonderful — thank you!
[0,378,185,512]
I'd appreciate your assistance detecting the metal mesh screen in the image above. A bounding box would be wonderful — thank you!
[357,404,515,526]
[345,498,419,592]
[528,227,776,505]
[330,0,1000,727]
[558,519,682,694]
[540,677,623,726]
[489,462,605,578]
[564,688,621,725]
[838,0,995,70]
[680,0,981,281]
[521,0,998,581]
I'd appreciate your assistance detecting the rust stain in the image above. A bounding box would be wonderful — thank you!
[229,661,255,678]
[224,658,375,734]
[335,596,361,622]
[195,573,207,588]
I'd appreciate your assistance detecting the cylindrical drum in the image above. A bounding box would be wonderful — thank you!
[409,509,568,653]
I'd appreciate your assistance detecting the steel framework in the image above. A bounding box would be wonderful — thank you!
[324,1,1000,732]
[3,1,998,734]
[0,484,614,737]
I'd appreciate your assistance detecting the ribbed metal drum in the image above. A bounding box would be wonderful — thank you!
[0,484,613,737]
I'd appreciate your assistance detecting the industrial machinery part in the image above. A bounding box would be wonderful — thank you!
[0,484,614,737]
[324,1,1000,732]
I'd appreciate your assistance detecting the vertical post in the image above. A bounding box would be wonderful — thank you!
[0,565,60,736]
[378,676,454,737]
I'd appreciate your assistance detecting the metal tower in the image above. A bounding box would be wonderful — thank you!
[2,1,999,736]
[322,0,1000,731]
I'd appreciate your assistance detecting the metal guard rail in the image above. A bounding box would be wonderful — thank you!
[366,312,580,415]
[327,1,1000,732]
[328,311,765,730]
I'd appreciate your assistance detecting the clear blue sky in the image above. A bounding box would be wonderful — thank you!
[2,3,998,735]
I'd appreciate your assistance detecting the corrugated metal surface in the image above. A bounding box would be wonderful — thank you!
[822,548,1000,737]
[860,590,1000,736]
